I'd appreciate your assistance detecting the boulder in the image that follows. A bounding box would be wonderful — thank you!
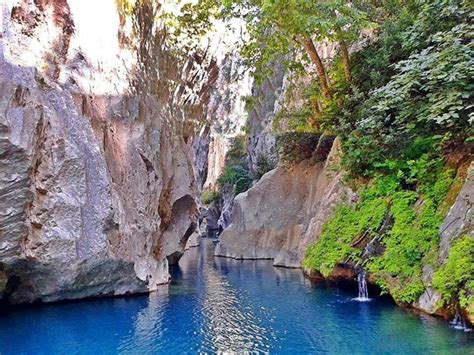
[215,138,353,267]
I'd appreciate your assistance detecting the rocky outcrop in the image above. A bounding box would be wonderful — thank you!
[0,0,215,304]
[438,161,473,261]
[215,137,352,267]
[246,61,285,175]
[414,161,474,321]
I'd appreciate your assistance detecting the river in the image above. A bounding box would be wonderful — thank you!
[0,239,472,354]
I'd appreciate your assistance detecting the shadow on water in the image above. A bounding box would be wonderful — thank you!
[0,239,473,354]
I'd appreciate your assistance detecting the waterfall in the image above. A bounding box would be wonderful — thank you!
[354,271,370,302]
[451,309,472,332]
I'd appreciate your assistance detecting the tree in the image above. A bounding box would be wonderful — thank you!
[175,0,374,98]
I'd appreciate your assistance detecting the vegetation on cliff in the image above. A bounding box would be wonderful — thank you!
[304,153,457,304]
[300,0,472,309]
[216,135,253,195]
[171,0,472,313]
[433,236,474,309]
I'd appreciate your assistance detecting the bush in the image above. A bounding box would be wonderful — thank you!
[304,154,456,304]
[214,134,253,196]
[276,132,321,164]
[217,163,253,195]
[201,189,221,206]
[433,236,474,309]
[334,0,473,179]
[303,196,387,276]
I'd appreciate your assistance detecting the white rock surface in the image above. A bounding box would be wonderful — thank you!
[0,0,207,303]
[215,138,352,267]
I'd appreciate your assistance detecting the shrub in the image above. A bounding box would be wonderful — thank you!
[433,236,474,309]
[276,132,321,164]
[217,163,253,195]
[304,155,456,304]
[200,189,221,206]
[334,0,473,179]
[214,134,253,196]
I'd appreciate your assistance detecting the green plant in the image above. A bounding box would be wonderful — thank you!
[303,198,387,276]
[336,0,473,178]
[304,153,456,304]
[433,236,474,309]
[217,164,253,195]
[215,135,253,195]
[201,190,221,206]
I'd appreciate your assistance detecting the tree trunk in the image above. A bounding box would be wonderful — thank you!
[340,40,351,82]
[295,35,331,98]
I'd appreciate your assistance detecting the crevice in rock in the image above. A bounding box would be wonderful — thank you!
[139,151,155,173]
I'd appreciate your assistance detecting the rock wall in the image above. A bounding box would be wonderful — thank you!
[414,161,474,322]
[192,37,252,235]
[246,61,285,175]
[215,137,353,267]
[0,0,212,304]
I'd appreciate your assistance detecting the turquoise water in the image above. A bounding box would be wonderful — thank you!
[0,240,473,354]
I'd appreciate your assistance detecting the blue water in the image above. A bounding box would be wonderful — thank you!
[0,240,473,354]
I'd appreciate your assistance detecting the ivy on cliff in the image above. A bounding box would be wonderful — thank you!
[433,236,474,309]
[304,150,456,304]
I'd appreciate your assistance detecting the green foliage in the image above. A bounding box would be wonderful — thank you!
[273,108,315,133]
[216,135,253,195]
[304,153,456,304]
[201,189,221,206]
[367,192,442,303]
[433,236,474,308]
[276,132,321,164]
[217,164,253,195]
[303,196,387,276]
[368,22,473,131]
[175,0,374,84]
[336,0,473,178]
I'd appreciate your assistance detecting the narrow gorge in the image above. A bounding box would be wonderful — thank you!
[0,0,473,353]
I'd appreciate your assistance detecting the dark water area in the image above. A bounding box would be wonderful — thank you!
[0,240,473,354]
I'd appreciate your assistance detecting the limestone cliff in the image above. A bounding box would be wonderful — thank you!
[215,137,353,267]
[193,46,251,234]
[0,0,213,304]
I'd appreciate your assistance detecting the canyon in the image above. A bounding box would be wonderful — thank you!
[0,0,472,334]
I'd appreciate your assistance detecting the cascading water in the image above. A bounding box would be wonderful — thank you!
[354,270,370,302]
[451,309,472,332]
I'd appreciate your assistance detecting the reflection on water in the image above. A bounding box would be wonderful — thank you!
[118,289,168,354]
[0,239,473,354]
[178,239,273,353]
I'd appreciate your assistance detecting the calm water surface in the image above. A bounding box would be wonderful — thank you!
[0,240,473,354]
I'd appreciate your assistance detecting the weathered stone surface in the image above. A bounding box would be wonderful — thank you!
[0,0,203,304]
[185,231,201,250]
[215,138,352,267]
[439,162,474,262]
[246,61,284,175]
[414,161,474,319]
[413,265,445,317]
